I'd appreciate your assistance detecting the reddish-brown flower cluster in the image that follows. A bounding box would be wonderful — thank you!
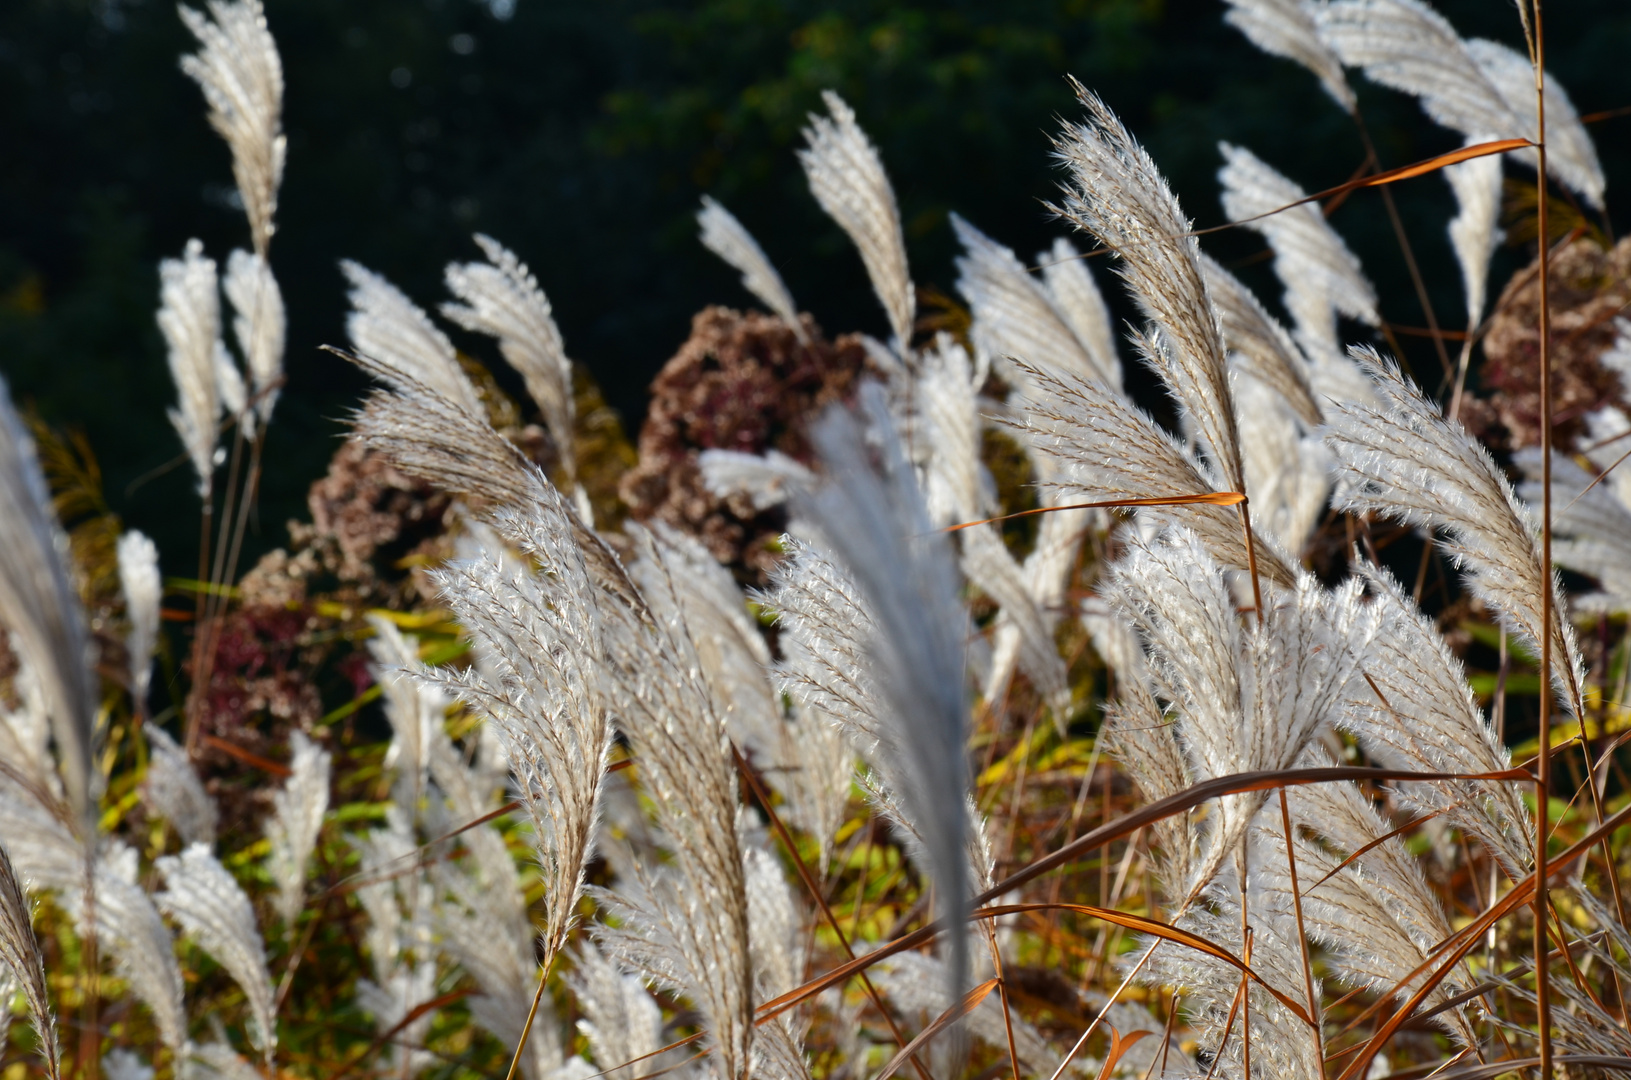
[194,438,458,816]
[1464,236,1631,451]
[287,438,457,603]
[619,306,875,579]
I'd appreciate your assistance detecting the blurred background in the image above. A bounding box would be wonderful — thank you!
[3,0,1628,571]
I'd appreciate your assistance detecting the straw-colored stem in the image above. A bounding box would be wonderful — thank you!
[1279,787,1322,1069]
[1532,0,1553,1071]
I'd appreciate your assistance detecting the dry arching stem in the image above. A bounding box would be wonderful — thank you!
[1531,0,1553,1073]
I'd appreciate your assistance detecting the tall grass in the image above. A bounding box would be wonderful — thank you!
[1,0,1627,1078]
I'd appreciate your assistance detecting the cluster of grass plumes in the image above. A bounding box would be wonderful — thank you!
[4,1,1631,1079]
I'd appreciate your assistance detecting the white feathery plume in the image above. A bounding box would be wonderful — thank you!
[1051,85,1244,493]
[1265,771,1476,1043]
[1314,0,1517,143]
[366,615,442,817]
[0,796,187,1056]
[102,1049,153,1080]
[155,843,277,1060]
[1516,446,1631,610]
[798,90,915,354]
[632,525,851,871]
[1462,38,1605,210]
[980,496,1086,727]
[424,484,612,971]
[1038,237,1121,389]
[1319,0,1604,213]
[792,381,972,1001]
[697,448,814,512]
[592,858,752,1080]
[869,951,1056,1074]
[1217,142,1379,366]
[185,1041,264,1080]
[918,334,993,528]
[950,213,1107,386]
[0,374,97,830]
[117,530,162,711]
[342,351,644,610]
[1107,527,1381,899]
[1223,0,1357,112]
[1443,141,1505,328]
[83,866,189,1054]
[0,838,59,1080]
[627,523,781,761]
[264,730,331,926]
[567,942,667,1080]
[353,815,440,1077]
[1004,358,1297,586]
[1340,564,1531,874]
[437,848,566,1080]
[1098,661,1195,892]
[341,259,485,418]
[178,0,285,254]
[0,664,59,812]
[159,239,224,496]
[213,338,253,440]
[223,248,285,424]
[1235,377,1332,553]
[424,704,566,1080]
[764,543,993,884]
[961,522,1071,723]
[142,725,218,848]
[1140,862,1321,1080]
[589,526,753,1080]
[771,695,855,875]
[697,196,808,344]
[1199,253,1320,426]
[741,823,805,1001]
[442,234,579,475]
[1326,349,1586,714]
[1320,2,1604,206]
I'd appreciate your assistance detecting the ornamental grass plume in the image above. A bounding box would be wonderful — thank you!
[263,730,330,927]
[799,91,915,356]
[1051,83,1245,499]
[178,0,285,255]
[116,531,162,713]
[0,838,59,1080]
[11,0,1631,1073]
[0,373,97,831]
[442,234,581,483]
[1326,348,1587,714]
[697,196,808,345]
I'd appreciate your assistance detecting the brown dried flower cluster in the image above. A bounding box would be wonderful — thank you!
[1465,236,1631,450]
[619,305,875,578]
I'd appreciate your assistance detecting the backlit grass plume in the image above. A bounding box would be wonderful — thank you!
[442,234,581,483]
[799,91,914,355]
[697,196,808,344]
[1327,349,1586,715]
[0,373,97,830]
[178,0,285,255]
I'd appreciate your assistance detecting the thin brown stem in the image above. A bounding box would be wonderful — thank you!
[1532,0,1554,1073]
[732,745,936,1080]
[1279,788,1323,1071]
[1237,499,1264,622]
[1351,118,1454,385]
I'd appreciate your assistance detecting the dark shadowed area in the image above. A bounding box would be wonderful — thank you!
[2,0,1628,571]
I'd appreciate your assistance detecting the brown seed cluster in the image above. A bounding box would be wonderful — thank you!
[619,306,876,580]
[1465,236,1631,451]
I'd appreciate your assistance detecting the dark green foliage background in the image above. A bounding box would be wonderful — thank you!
[2,0,1627,569]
